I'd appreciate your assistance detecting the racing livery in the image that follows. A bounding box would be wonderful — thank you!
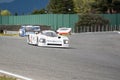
[27,30,69,47]
[19,25,40,37]
[57,27,72,35]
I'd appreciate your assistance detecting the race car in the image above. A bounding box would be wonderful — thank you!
[56,27,72,36]
[19,25,40,37]
[27,30,69,47]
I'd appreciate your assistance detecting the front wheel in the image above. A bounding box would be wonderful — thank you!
[35,37,39,46]
[27,35,30,44]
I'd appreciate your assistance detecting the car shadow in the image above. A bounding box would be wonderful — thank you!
[27,43,76,49]
[38,46,76,49]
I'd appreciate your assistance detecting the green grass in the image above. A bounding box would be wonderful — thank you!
[0,75,17,80]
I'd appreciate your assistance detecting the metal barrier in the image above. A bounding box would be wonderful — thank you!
[75,25,120,33]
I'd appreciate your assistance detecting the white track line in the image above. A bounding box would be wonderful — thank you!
[118,32,120,34]
[0,70,33,80]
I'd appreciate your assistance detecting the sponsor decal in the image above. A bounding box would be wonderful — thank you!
[47,40,62,43]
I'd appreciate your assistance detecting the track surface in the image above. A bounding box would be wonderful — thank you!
[0,32,120,80]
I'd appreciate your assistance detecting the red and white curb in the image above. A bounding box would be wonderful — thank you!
[0,70,33,80]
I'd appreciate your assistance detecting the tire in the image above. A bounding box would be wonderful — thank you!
[36,37,39,46]
[27,35,30,44]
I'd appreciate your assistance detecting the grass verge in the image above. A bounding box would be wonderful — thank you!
[0,75,17,80]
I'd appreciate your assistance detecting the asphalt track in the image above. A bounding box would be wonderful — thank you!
[0,32,120,80]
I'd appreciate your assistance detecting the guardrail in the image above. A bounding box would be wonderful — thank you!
[3,30,18,34]
[75,25,120,33]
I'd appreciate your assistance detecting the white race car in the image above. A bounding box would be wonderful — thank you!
[27,30,69,47]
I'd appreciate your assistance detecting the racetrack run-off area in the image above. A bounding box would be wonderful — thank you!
[0,32,120,80]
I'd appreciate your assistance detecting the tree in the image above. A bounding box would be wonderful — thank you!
[32,8,47,14]
[112,0,120,13]
[14,12,18,16]
[73,0,95,14]
[32,9,40,14]
[76,14,109,26]
[47,0,75,14]
[75,14,109,32]
[0,10,11,16]
[90,0,120,14]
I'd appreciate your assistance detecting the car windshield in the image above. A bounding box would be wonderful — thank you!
[42,31,57,37]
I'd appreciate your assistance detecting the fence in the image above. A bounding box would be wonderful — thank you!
[75,25,120,33]
[0,14,79,31]
[0,14,120,32]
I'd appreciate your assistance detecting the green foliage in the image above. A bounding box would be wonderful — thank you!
[112,0,120,13]
[14,12,18,16]
[32,8,47,14]
[0,10,11,16]
[32,10,40,14]
[73,0,95,14]
[0,76,16,80]
[47,0,76,14]
[76,14,109,27]
[90,0,120,13]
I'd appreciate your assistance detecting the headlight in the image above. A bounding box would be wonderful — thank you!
[19,30,22,34]
[39,38,46,43]
[64,40,69,44]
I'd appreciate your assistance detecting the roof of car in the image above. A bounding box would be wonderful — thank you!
[42,30,55,33]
